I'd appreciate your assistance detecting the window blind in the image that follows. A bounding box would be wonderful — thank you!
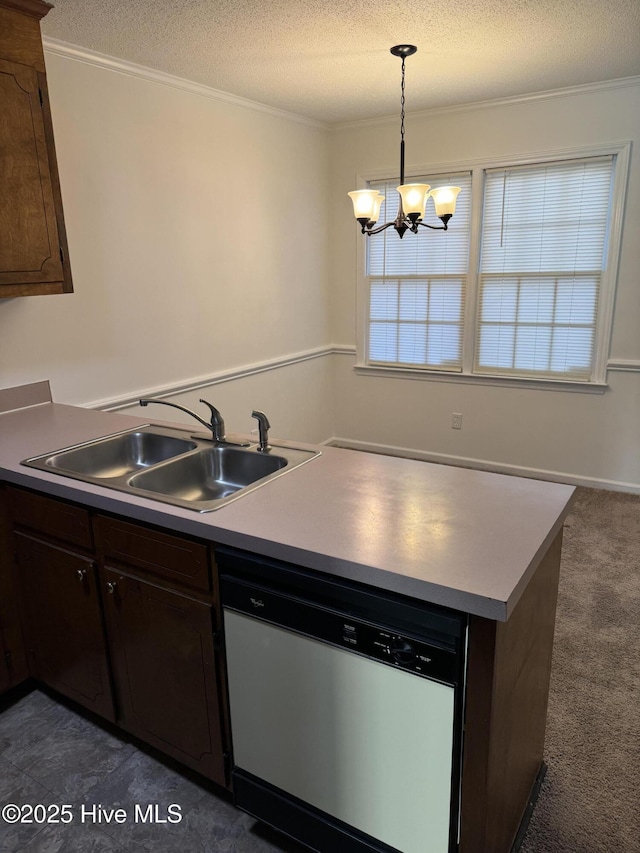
[476,157,614,380]
[367,173,472,370]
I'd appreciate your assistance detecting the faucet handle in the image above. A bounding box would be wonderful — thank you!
[199,399,225,440]
[251,410,271,452]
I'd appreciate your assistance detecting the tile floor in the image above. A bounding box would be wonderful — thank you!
[0,688,306,853]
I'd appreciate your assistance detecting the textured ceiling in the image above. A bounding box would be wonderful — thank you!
[41,0,640,123]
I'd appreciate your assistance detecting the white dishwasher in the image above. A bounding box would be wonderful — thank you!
[218,547,467,853]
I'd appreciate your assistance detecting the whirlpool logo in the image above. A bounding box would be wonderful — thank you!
[249,597,265,608]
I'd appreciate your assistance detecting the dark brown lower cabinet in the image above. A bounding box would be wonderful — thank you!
[14,531,115,720]
[8,488,229,789]
[4,481,561,848]
[459,531,562,852]
[101,566,226,787]
[0,486,27,693]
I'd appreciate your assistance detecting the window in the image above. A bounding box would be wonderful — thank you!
[477,159,613,380]
[359,148,627,387]
[367,173,472,371]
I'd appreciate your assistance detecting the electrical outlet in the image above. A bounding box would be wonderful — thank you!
[452,413,463,430]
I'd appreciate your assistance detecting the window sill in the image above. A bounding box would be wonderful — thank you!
[354,363,608,394]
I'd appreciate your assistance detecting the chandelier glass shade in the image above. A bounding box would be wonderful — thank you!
[348,45,461,239]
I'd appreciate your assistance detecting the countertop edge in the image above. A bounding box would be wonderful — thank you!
[0,463,575,623]
[0,403,578,623]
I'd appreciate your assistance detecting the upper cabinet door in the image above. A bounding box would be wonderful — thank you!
[0,0,73,298]
[0,58,66,289]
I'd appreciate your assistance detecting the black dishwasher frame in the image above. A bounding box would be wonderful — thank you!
[217,546,468,853]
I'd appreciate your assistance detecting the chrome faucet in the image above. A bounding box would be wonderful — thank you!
[139,398,249,446]
[251,410,271,452]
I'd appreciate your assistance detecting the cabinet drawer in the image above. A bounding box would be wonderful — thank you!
[95,515,210,593]
[8,487,92,550]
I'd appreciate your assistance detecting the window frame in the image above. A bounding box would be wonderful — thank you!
[354,142,630,392]
[365,171,472,374]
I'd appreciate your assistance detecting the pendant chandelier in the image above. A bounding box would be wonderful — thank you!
[348,45,461,239]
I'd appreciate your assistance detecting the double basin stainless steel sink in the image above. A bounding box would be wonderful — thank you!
[22,425,320,512]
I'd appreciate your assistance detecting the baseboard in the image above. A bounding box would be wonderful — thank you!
[510,763,547,852]
[329,437,640,495]
[0,679,35,713]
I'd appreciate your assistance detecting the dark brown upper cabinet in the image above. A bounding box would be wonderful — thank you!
[0,0,73,297]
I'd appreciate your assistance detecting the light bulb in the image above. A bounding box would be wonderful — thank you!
[348,190,385,224]
[397,183,431,218]
[430,186,461,217]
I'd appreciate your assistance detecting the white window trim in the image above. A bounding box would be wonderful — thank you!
[354,141,631,392]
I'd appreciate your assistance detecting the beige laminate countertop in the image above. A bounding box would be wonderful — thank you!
[0,402,576,621]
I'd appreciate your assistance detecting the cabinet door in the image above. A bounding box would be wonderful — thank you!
[0,57,71,295]
[102,567,226,786]
[0,486,27,692]
[15,532,115,720]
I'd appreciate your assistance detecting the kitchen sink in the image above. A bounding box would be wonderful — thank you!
[43,430,197,478]
[129,446,287,504]
[22,424,320,512]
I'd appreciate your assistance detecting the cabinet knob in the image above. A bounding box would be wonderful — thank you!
[76,569,87,581]
[106,581,117,595]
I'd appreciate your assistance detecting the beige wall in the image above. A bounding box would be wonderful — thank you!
[0,49,333,440]
[1,46,639,488]
[329,80,640,490]
[115,352,335,446]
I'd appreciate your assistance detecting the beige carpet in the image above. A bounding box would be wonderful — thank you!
[521,487,640,852]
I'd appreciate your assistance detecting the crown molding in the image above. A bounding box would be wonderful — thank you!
[332,76,640,132]
[42,37,328,131]
[41,37,639,131]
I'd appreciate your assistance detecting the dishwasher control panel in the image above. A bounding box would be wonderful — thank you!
[340,619,456,683]
[219,560,464,688]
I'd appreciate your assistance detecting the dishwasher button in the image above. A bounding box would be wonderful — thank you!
[342,623,358,646]
[389,639,415,664]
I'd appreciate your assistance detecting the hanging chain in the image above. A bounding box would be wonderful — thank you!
[400,56,406,145]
